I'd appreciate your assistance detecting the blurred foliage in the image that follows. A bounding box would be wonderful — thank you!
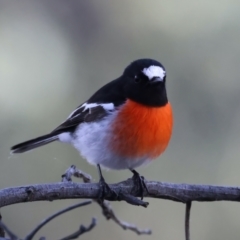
[1,0,240,239]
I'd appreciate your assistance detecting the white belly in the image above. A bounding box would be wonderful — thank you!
[59,113,150,170]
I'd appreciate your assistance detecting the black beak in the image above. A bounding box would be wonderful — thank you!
[151,76,163,82]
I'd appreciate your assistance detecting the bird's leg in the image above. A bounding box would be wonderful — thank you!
[97,164,117,201]
[130,169,149,200]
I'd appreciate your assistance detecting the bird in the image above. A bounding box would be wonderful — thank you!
[11,58,173,199]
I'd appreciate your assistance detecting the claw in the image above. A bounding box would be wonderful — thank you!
[97,164,117,202]
[130,169,149,200]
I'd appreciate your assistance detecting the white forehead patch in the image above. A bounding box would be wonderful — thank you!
[142,65,166,80]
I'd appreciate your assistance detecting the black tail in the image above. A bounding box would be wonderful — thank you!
[11,133,58,154]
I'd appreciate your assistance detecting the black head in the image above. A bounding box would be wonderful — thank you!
[122,59,168,107]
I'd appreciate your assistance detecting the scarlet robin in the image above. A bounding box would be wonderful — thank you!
[11,59,173,199]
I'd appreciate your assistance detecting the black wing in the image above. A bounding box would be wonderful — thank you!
[11,104,113,153]
[52,77,127,134]
[51,104,111,134]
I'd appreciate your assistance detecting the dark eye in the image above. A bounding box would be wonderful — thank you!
[134,75,141,83]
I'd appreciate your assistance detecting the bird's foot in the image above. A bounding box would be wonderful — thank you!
[98,175,117,201]
[97,164,117,203]
[131,169,149,200]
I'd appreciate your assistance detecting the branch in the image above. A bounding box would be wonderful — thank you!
[0,201,94,240]
[0,220,18,240]
[0,213,5,238]
[60,218,97,240]
[62,165,92,183]
[185,201,192,240]
[62,165,151,235]
[1,166,240,240]
[98,200,151,235]
[1,180,240,208]
[25,200,92,240]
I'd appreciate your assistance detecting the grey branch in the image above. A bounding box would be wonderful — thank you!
[1,166,240,240]
[25,200,93,240]
[99,200,151,235]
[62,165,92,183]
[0,201,94,240]
[0,220,18,240]
[1,180,240,208]
[59,218,97,240]
[0,213,5,238]
[185,201,192,240]
[0,201,97,240]
[63,165,151,235]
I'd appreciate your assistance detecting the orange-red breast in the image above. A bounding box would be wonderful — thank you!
[11,59,173,197]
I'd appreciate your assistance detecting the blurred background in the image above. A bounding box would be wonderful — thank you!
[1,0,240,239]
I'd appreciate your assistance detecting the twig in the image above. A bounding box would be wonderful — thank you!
[25,200,92,240]
[63,165,151,235]
[185,201,192,240]
[62,165,91,183]
[0,221,17,240]
[99,200,151,235]
[60,218,97,240]
[0,213,4,238]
